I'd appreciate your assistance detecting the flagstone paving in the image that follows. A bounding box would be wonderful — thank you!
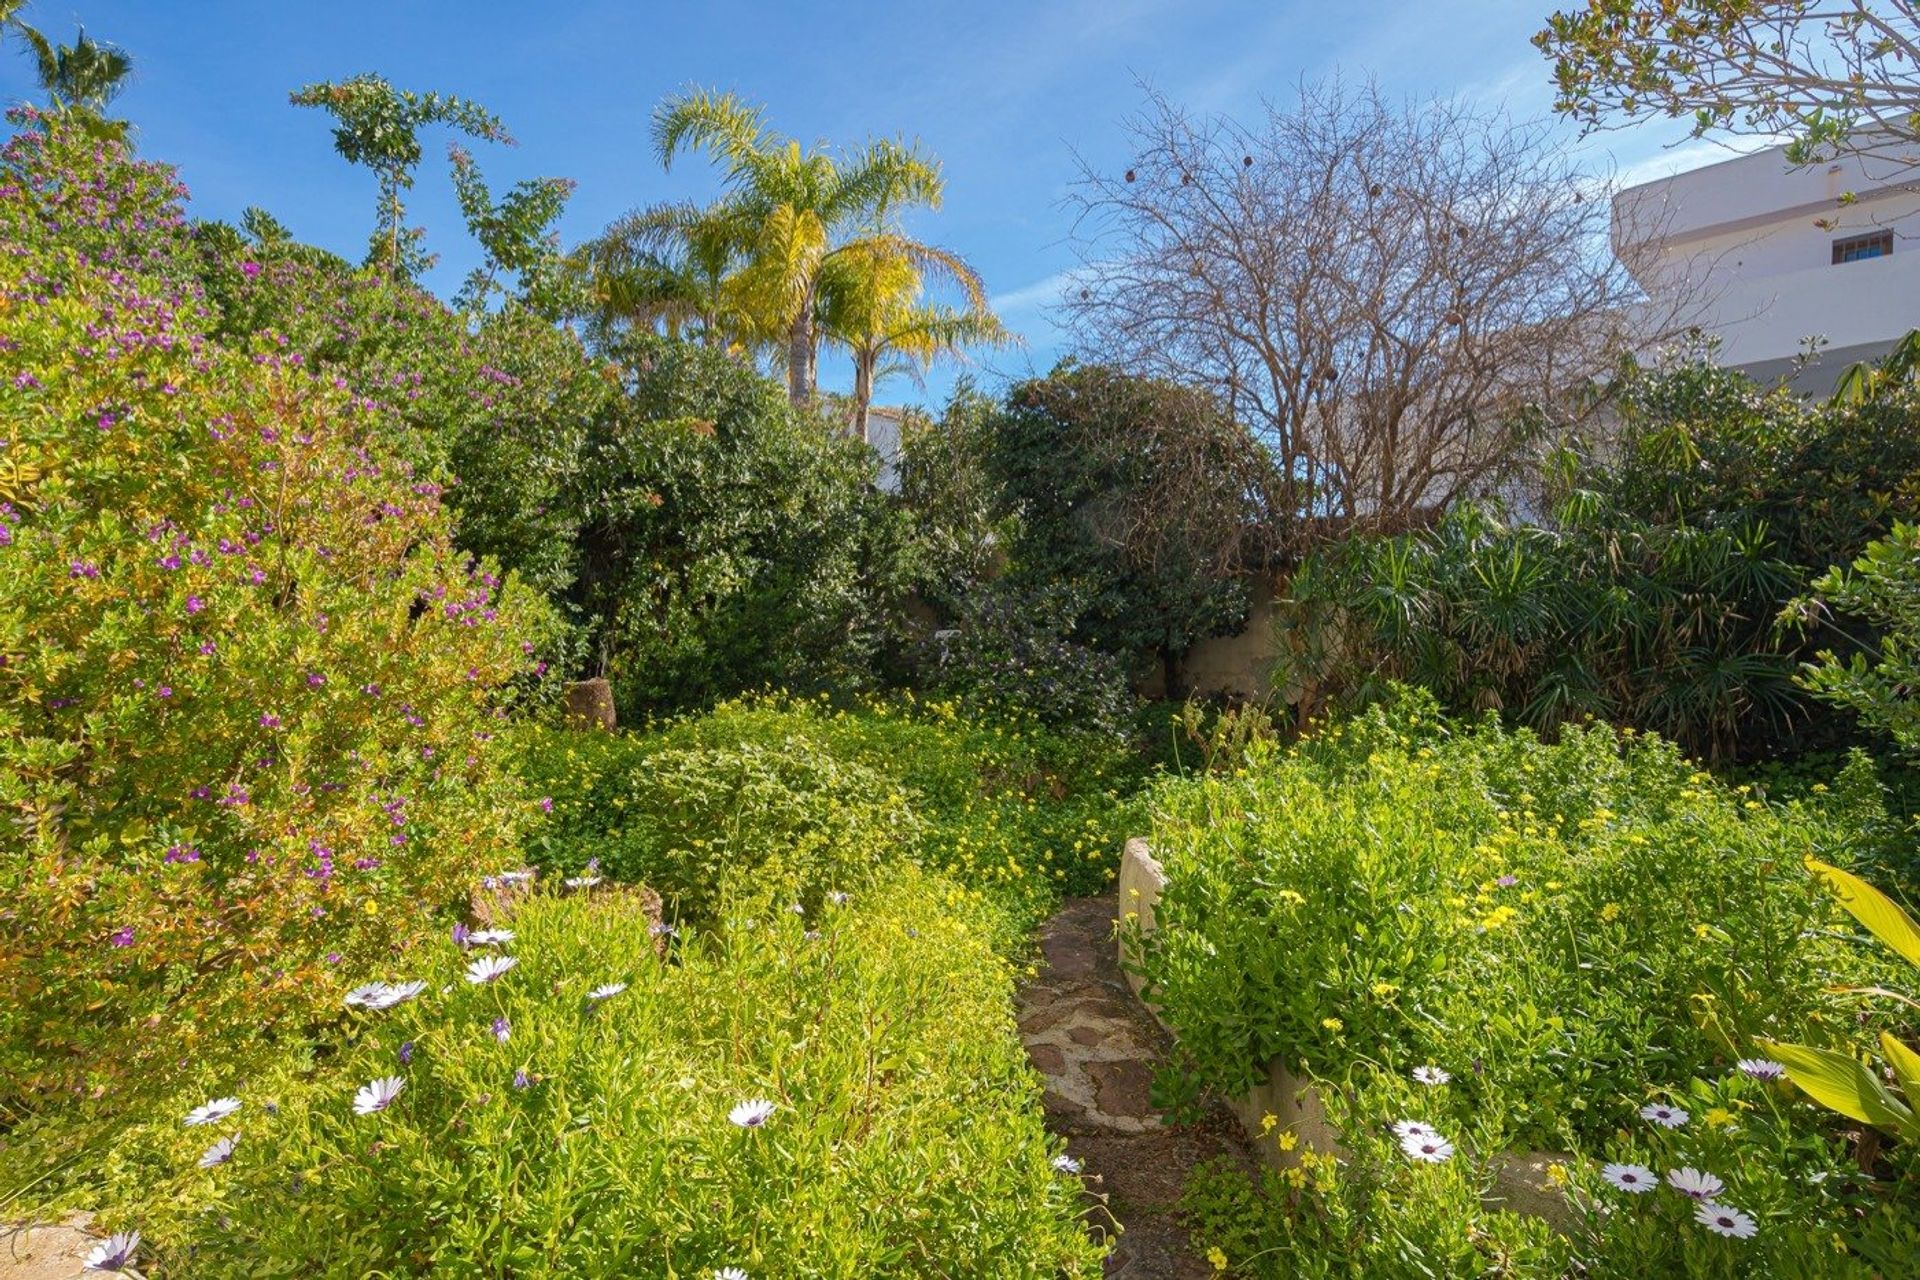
[1019,895,1257,1279]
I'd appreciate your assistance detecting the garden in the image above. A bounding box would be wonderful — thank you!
[2,2,1920,1277]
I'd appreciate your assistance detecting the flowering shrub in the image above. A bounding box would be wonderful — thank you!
[1143,688,1918,1270]
[517,694,1142,931]
[38,869,1104,1277]
[925,583,1136,741]
[0,112,551,1112]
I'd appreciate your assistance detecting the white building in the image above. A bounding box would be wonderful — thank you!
[1613,145,1920,391]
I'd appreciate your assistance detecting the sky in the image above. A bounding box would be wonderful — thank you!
[2,0,1741,408]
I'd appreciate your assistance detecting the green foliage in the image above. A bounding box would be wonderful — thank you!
[987,362,1257,681]
[446,145,578,315]
[0,112,552,1112]
[31,872,1104,1278]
[1288,359,1920,760]
[1139,689,1903,1150]
[289,74,512,276]
[923,583,1137,740]
[576,336,910,715]
[1797,523,1920,758]
[517,695,1143,932]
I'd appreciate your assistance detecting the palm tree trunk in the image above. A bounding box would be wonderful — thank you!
[787,301,813,407]
[852,348,875,443]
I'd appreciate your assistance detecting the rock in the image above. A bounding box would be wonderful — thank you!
[0,1215,101,1280]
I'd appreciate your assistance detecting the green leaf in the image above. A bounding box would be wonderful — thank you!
[1807,858,1920,968]
[1757,1038,1920,1140]
[1879,1031,1920,1106]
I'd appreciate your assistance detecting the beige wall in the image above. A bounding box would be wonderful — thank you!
[1173,572,1287,702]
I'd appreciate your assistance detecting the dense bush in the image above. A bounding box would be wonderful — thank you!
[0,111,551,1112]
[1797,522,1920,759]
[923,583,1137,739]
[575,337,912,717]
[1140,689,1917,1271]
[518,694,1141,930]
[30,871,1103,1278]
[1285,359,1920,760]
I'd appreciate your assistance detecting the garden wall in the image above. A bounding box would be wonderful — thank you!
[1116,838,1571,1227]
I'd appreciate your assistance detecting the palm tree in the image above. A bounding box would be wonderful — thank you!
[16,21,133,138]
[575,200,755,350]
[651,88,944,407]
[816,235,1013,441]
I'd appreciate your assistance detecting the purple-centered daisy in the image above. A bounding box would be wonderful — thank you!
[1736,1058,1785,1082]
[1601,1163,1657,1193]
[1694,1202,1758,1239]
[353,1076,405,1115]
[468,929,514,946]
[1639,1102,1688,1128]
[1051,1154,1084,1174]
[1666,1167,1725,1201]
[1399,1132,1455,1163]
[82,1231,140,1273]
[184,1097,241,1127]
[1390,1119,1437,1141]
[713,1269,749,1280]
[729,1099,776,1129]
[465,954,517,984]
[1412,1065,1451,1086]
[563,874,601,889]
[198,1134,239,1168]
[587,982,627,1002]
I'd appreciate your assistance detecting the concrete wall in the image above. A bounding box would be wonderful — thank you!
[1177,572,1285,701]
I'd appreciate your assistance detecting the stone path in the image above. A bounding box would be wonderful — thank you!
[1019,896,1255,1279]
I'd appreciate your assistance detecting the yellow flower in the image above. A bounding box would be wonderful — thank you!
[1277,1130,1298,1152]
[1321,1016,1344,1032]
[1284,1166,1307,1189]
[1260,1112,1278,1134]
[1207,1246,1228,1271]
[1599,902,1621,922]
[1705,1107,1735,1128]
[1370,981,1398,998]
[1546,1162,1569,1186]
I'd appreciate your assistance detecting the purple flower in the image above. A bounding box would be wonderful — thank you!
[491,1016,511,1044]
[186,594,204,614]
[538,796,553,814]
[109,925,135,948]
[452,921,472,947]
[240,260,261,278]
[513,1069,532,1090]
[1495,874,1518,888]
[398,1040,414,1064]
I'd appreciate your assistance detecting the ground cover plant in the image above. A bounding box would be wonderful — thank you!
[11,867,1103,1278]
[1139,688,1919,1275]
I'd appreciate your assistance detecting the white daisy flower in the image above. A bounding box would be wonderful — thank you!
[1666,1167,1725,1201]
[587,982,628,1002]
[1694,1201,1758,1239]
[184,1096,241,1127]
[728,1098,776,1129]
[353,1075,406,1115]
[498,869,536,886]
[1601,1162,1656,1193]
[82,1231,140,1273]
[1736,1058,1785,1082]
[345,982,392,1009]
[1390,1119,1437,1141]
[827,891,849,906]
[468,929,515,946]
[1639,1102,1688,1128]
[1399,1131,1454,1162]
[1051,1154,1084,1174]
[464,954,518,984]
[1412,1065,1451,1086]
[714,1269,749,1280]
[198,1134,240,1168]
[375,979,427,1008]
[564,875,602,890]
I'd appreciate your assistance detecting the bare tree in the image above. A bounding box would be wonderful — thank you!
[1062,80,1685,550]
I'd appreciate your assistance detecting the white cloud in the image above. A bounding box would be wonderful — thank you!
[989,267,1083,316]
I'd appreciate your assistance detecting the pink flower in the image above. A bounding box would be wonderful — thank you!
[109,925,135,948]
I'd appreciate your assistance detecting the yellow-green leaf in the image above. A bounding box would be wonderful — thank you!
[1758,1038,1920,1140]
[1880,1031,1920,1105]
[1807,858,1920,968]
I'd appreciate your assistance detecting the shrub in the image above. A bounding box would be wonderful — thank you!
[1140,689,1917,1270]
[925,583,1137,741]
[1797,522,1920,758]
[1139,689,1903,1147]
[0,112,550,1112]
[518,695,1143,931]
[576,336,911,717]
[1285,358,1920,761]
[62,870,1104,1278]
[515,720,920,923]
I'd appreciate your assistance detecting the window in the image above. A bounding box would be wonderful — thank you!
[1832,230,1894,264]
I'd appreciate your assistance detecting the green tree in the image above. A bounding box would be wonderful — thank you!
[289,74,511,276]
[446,144,577,314]
[6,4,134,141]
[650,87,945,407]
[573,199,756,349]
[1536,2,1920,166]
[816,235,1012,443]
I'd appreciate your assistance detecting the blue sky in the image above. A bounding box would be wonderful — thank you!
[3,0,1730,407]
